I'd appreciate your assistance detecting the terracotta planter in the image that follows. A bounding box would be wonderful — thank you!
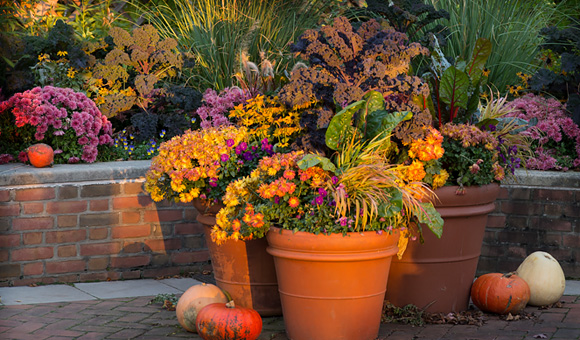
[195,200,282,316]
[267,227,400,340]
[385,183,500,313]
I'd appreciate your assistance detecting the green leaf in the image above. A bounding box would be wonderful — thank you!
[440,66,470,111]
[416,202,443,238]
[466,38,492,85]
[326,100,366,151]
[358,91,385,135]
[297,154,337,173]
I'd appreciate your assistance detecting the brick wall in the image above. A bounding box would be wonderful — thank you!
[0,161,210,287]
[477,170,580,279]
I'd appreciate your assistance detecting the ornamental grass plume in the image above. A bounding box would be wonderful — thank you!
[0,86,113,163]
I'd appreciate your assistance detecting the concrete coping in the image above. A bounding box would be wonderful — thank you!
[0,160,152,186]
[0,160,578,188]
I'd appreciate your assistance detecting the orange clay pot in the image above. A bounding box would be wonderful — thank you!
[194,199,282,317]
[385,183,500,313]
[267,226,400,340]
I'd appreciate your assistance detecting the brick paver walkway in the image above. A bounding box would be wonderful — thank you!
[0,295,578,339]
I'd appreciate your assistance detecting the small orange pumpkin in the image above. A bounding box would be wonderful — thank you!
[27,143,54,168]
[471,272,530,315]
[196,301,262,340]
[176,283,229,333]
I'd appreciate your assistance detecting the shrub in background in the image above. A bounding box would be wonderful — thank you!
[140,0,333,91]
[506,93,580,171]
[426,0,556,93]
[0,86,113,163]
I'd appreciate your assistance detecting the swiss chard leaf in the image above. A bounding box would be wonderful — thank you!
[326,99,366,151]
[440,66,470,111]
[297,154,337,173]
[466,38,491,85]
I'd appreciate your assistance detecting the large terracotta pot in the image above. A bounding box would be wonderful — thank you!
[267,226,400,340]
[385,183,500,313]
[194,199,282,316]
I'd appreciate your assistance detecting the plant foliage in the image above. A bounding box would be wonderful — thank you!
[278,16,432,155]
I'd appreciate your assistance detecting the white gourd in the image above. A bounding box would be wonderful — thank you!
[516,251,566,306]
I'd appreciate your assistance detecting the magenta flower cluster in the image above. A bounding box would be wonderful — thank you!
[506,94,580,170]
[0,86,113,163]
[195,87,251,129]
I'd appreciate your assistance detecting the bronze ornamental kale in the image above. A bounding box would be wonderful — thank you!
[279,17,432,154]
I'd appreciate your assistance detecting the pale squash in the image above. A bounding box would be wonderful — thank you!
[176,283,229,333]
[516,251,566,306]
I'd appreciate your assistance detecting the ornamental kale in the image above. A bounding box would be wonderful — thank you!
[0,86,113,163]
[278,16,432,155]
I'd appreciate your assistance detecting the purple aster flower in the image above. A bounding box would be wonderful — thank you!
[221,154,230,162]
[242,151,253,161]
[226,139,235,147]
[315,196,324,205]
[318,188,327,197]
[274,196,280,204]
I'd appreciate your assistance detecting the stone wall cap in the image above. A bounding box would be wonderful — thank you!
[505,169,580,188]
[0,160,152,186]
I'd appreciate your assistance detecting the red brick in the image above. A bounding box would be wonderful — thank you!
[57,245,77,257]
[22,202,44,214]
[0,234,20,247]
[110,255,150,268]
[123,181,145,195]
[534,217,572,232]
[497,187,509,199]
[143,267,182,279]
[14,187,56,201]
[12,247,54,261]
[87,257,109,271]
[501,201,543,215]
[46,260,85,274]
[90,199,110,211]
[0,249,8,261]
[58,185,79,199]
[0,264,20,278]
[46,201,87,214]
[121,270,142,280]
[171,251,210,264]
[563,234,580,247]
[111,225,151,239]
[45,229,86,244]
[122,211,141,224]
[80,272,110,282]
[544,233,563,247]
[175,222,205,235]
[0,190,10,202]
[89,228,108,240]
[112,195,153,210]
[79,212,119,226]
[145,238,182,252]
[23,232,42,245]
[80,242,122,256]
[183,236,204,249]
[486,214,506,229]
[562,205,580,218]
[536,189,574,202]
[122,241,143,253]
[0,203,20,217]
[81,183,122,197]
[507,246,527,258]
[22,262,44,276]
[13,217,54,230]
[544,203,563,217]
[508,187,531,200]
[57,215,78,228]
[144,209,183,223]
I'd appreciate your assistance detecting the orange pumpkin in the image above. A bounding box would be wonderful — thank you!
[27,143,54,168]
[176,283,229,333]
[470,272,530,315]
[196,301,262,340]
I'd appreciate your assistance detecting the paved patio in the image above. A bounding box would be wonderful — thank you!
[0,278,579,339]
